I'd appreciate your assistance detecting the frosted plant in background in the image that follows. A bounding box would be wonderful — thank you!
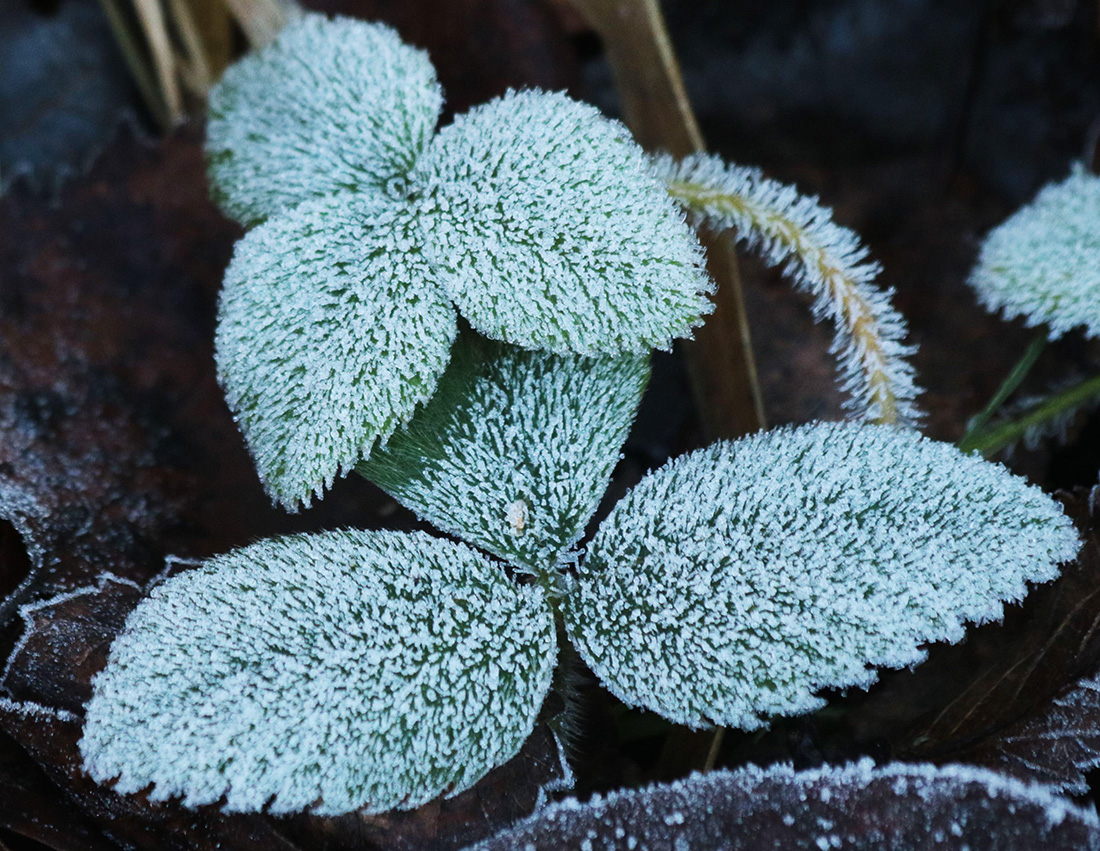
[960,166,1100,456]
[969,166,1100,340]
[81,418,1079,816]
[206,12,923,509]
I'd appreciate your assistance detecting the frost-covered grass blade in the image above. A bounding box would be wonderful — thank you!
[358,333,649,573]
[79,530,557,816]
[215,192,457,510]
[413,90,714,356]
[969,166,1100,341]
[565,422,1079,729]
[655,153,921,426]
[206,13,442,226]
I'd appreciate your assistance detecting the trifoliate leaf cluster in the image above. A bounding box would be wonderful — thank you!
[565,421,1079,729]
[969,167,1100,340]
[82,10,1082,826]
[207,13,711,506]
[80,530,556,815]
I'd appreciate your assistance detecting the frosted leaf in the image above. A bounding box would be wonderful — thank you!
[565,421,1079,729]
[215,192,457,510]
[655,153,921,426]
[969,167,1100,340]
[467,759,1100,851]
[206,13,442,225]
[79,529,557,816]
[411,90,713,355]
[358,334,649,571]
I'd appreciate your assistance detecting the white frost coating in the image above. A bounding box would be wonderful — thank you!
[206,13,442,225]
[80,529,557,816]
[358,335,649,571]
[215,191,457,510]
[467,758,1100,851]
[565,422,1079,729]
[654,153,921,426]
[412,90,714,356]
[2,573,141,689]
[969,167,1100,340]
[0,696,79,724]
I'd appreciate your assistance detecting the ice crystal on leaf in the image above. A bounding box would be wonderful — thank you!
[412,90,714,355]
[206,13,442,226]
[468,759,1100,851]
[969,167,1100,340]
[215,192,457,510]
[654,153,921,426]
[358,333,649,571]
[79,530,556,816]
[565,422,1079,729]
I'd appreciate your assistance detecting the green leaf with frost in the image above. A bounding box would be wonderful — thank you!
[79,529,557,816]
[358,334,649,571]
[969,166,1100,340]
[565,421,1079,730]
[206,13,442,226]
[411,90,714,356]
[215,192,457,510]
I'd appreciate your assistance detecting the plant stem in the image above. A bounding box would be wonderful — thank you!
[959,332,1046,447]
[958,372,1100,456]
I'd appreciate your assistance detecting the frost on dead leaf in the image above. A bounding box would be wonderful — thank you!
[467,759,1100,851]
[206,13,442,226]
[412,89,713,356]
[215,191,456,510]
[358,334,649,571]
[79,529,557,816]
[565,421,1079,729]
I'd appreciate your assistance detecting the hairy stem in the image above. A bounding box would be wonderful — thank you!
[658,156,922,426]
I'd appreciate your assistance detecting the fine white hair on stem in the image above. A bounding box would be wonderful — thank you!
[653,153,922,426]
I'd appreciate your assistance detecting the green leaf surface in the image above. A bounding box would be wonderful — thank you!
[215,192,457,510]
[358,334,649,572]
[412,90,713,356]
[206,13,442,226]
[80,530,557,816]
[565,421,1080,730]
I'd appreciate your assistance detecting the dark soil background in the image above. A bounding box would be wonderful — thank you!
[3,1,1100,849]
